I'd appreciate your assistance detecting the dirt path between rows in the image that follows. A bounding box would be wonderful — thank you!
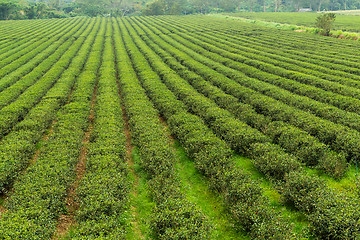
[52,86,97,240]
[159,116,175,145]
[119,87,144,240]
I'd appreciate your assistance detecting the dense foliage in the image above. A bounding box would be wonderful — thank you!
[315,12,336,35]
[143,0,360,15]
[3,0,360,20]
[0,15,360,239]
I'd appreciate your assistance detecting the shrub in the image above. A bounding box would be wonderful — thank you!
[250,143,301,181]
[315,13,336,36]
[283,171,327,213]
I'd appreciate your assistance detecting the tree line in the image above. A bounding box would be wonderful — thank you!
[1,0,359,20]
[144,0,360,15]
[0,0,146,20]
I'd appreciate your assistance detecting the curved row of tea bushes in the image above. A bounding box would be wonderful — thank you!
[0,19,47,47]
[158,16,360,76]
[0,19,90,139]
[0,18,51,40]
[127,17,344,181]
[184,26,360,88]
[70,20,129,239]
[156,16,360,77]
[124,19,269,160]
[283,171,360,239]
[0,18,105,239]
[0,18,99,195]
[193,36,360,110]
[140,17,360,163]
[127,15,310,182]
[243,25,360,64]
[188,26,360,82]
[0,19,63,63]
[208,16,360,59]
[0,18,84,81]
[228,37,360,83]
[145,17,360,133]
[0,20,89,111]
[126,17,360,239]
[121,17,296,239]
[130,17,347,179]
[0,19,85,98]
[0,18,69,70]
[0,18,84,93]
[159,23,360,116]
[114,18,212,240]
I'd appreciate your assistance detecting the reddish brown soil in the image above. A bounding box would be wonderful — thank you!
[53,86,96,240]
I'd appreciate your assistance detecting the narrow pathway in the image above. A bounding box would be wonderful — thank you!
[159,116,246,239]
[0,196,6,217]
[159,116,175,144]
[112,19,145,238]
[119,89,144,240]
[52,86,97,240]
[233,154,309,235]
[31,120,56,165]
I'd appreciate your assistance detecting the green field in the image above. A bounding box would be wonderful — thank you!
[226,12,360,32]
[0,15,360,239]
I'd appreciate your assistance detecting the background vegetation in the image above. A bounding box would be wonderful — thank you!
[3,0,360,19]
[226,11,360,32]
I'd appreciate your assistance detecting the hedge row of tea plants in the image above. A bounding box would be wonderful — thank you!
[157,21,360,118]
[190,28,360,82]
[157,16,360,80]
[130,17,347,179]
[144,17,360,133]
[0,21,89,112]
[189,36,360,112]
[141,17,360,163]
[0,18,104,239]
[121,17,295,239]
[0,19,90,140]
[114,18,212,240]
[70,20,130,239]
[0,19,63,63]
[0,18,84,81]
[0,18,71,70]
[157,15,360,73]
[0,18,53,40]
[0,18,100,195]
[0,19,84,94]
[0,19,52,48]
[126,16,360,239]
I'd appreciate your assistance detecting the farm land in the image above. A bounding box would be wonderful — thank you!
[0,15,360,239]
[225,11,360,32]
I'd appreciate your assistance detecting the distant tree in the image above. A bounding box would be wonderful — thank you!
[25,5,36,18]
[35,3,47,18]
[107,0,132,17]
[247,0,255,11]
[78,0,106,16]
[315,12,336,35]
[0,0,16,20]
[189,0,210,14]
[316,0,329,11]
[219,0,238,12]
[143,0,164,15]
[274,0,281,11]
[143,0,186,15]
